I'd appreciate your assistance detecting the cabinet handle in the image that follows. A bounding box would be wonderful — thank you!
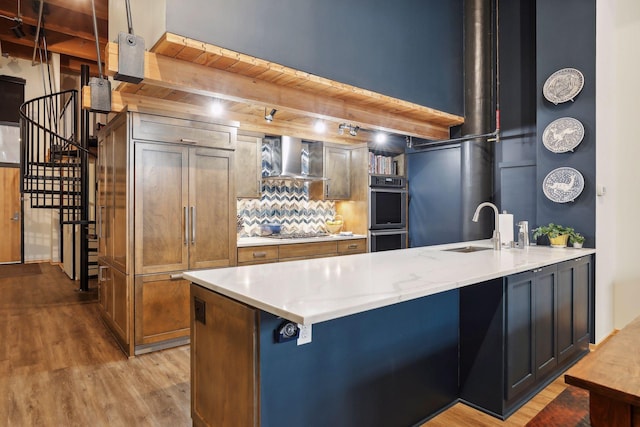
[170,273,184,280]
[180,138,199,144]
[184,207,188,245]
[253,251,267,258]
[348,244,358,249]
[257,179,261,194]
[98,265,108,282]
[326,183,330,197]
[191,206,196,244]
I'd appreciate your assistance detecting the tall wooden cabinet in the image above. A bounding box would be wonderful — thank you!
[97,109,237,356]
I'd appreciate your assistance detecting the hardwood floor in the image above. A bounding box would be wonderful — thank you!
[0,262,570,426]
[0,263,190,426]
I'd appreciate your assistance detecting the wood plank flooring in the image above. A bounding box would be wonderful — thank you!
[0,262,569,426]
[0,263,190,426]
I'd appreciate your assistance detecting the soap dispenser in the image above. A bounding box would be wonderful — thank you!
[517,221,529,248]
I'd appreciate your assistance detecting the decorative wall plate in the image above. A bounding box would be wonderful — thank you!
[542,117,585,153]
[543,68,584,104]
[542,167,585,203]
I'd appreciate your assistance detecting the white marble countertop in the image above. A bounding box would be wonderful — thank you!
[237,234,367,247]
[185,240,596,325]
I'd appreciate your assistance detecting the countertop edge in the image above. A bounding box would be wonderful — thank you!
[185,243,595,325]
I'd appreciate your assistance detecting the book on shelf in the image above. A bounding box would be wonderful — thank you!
[369,152,398,175]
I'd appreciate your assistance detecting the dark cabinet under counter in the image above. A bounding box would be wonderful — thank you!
[459,255,593,419]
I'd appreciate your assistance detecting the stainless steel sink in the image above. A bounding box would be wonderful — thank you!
[443,246,493,253]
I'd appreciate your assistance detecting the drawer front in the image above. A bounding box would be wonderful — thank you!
[338,239,367,255]
[132,113,236,149]
[238,246,279,264]
[279,241,338,260]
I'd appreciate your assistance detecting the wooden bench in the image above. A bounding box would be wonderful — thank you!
[565,315,640,426]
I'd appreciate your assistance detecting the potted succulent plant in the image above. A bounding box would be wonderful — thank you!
[532,223,575,247]
[569,231,585,248]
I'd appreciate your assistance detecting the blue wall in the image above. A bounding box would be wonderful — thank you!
[165,0,464,116]
[535,0,596,246]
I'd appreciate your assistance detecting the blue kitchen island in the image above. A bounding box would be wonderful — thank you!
[185,241,595,426]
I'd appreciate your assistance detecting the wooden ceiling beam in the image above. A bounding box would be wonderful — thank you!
[104,42,453,140]
[82,89,373,145]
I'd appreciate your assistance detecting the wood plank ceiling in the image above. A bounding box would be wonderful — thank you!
[0,0,107,75]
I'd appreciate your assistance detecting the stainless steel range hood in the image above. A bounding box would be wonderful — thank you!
[262,135,325,181]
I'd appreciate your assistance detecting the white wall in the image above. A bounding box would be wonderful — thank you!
[596,0,640,341]
[1,53,61,262]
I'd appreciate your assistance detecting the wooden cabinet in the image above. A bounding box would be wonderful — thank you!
[134,274,190,350]
[460,256,593,418]
[97,109,237,356]
[237,238,367,266]
[191,284,259,427]
[310,145,350,200]
[337,239,367,255]
[235,134,262,198]
[98,262,130,351]
[134,143,235,274]
[237,245,279,266]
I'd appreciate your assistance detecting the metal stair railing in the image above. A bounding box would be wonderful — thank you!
[19,89,90,224]
[20,88,96,287]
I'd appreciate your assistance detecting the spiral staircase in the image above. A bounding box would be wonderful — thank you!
[19,85,97,291]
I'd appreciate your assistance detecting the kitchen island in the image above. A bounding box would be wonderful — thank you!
[185,241,595,426]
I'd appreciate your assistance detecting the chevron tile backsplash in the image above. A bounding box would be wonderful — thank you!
[237,142,335,236]
[237,181,335,236]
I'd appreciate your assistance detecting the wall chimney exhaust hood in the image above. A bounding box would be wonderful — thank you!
[262,135,325,181]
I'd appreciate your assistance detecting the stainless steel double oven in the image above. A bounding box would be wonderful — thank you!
[368,175,408,252]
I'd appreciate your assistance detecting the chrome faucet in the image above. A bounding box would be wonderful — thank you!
[472,202,501,250]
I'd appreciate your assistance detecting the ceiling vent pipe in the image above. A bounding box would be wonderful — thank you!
[461,0,500,241]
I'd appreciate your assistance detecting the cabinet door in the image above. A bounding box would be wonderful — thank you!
[557,257,591,363]
[505,270,535,401]
[111,266,130,346]
[235,135,261,198]
[325,146,350,199]
[533,265,557,380]
[134,274,190,347]
[97,129,112,260]
[111,119,129,273]
[134,143,189,274]
[573,257,591,349]
[189,147,236,269]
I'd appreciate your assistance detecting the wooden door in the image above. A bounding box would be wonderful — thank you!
[134,143,189,274]
[188,147,236,269]
[0,167,21,263]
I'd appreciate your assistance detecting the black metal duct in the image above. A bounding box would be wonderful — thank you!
[461,0,495,240]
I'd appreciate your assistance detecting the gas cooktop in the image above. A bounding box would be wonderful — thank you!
[264,232,330,239]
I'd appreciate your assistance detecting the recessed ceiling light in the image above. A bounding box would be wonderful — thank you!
[209,101,223,116]
[314,120,326,133]
[375,132,387,143]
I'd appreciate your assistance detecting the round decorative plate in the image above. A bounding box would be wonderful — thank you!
[543,68,584,104]
[542,117,585,153]
[542,167,585,203]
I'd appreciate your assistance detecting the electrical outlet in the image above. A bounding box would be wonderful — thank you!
[297,324,312,345]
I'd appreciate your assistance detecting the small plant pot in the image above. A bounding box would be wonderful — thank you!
[549,234,569,248]
[572,242,584,249]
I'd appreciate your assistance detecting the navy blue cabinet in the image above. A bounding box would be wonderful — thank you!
[460,256,591,419]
